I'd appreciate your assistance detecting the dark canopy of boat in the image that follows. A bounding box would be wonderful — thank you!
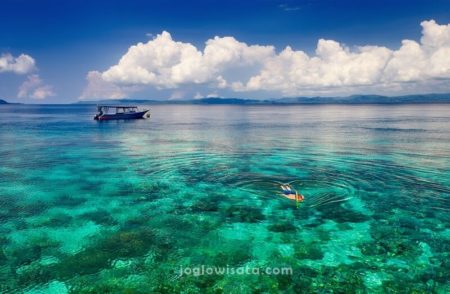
[97,105,138,111]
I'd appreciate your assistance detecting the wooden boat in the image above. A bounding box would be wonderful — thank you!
[94,105,150,120]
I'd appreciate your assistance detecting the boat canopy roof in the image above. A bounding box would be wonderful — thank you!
[97,105,138,110]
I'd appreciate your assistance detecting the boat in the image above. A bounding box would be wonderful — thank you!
[94,105,150,120]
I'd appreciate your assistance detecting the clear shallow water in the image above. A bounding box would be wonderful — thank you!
[0,104,449,293]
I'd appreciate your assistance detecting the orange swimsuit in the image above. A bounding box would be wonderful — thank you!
[283,192,305,202]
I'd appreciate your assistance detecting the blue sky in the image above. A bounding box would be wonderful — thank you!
[1,0,450,103]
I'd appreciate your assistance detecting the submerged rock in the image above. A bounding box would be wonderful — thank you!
[223,206,265,223]
[80,210,118,226]
[54,195,87,207]
[190,197,221,213]
[316,204,370,223]
[15,228,159,284]
[34,213,73,228]
[294,242,324,260]
[267,222,297,233]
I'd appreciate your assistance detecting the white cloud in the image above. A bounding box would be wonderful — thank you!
[1,53,55,100]
[233,41,393,95]
[100,31,273,89]
[381,20,450,83]
[0,53,36,74]
[79,71,131,100]
[18,74,55,99]
[82,20,450,99]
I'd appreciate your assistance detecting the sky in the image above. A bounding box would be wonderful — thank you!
[1,0,450,103]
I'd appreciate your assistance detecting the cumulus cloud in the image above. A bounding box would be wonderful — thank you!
[236,20,450,95]
[82,20,450,99]
[18,74,55,99]
[0,53,36,74]
[79,71,132,99]
[100,31,273,88]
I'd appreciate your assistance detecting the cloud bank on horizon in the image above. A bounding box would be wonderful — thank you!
[80,19,450,99]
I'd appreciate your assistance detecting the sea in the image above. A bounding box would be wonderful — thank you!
[0,104,449,293]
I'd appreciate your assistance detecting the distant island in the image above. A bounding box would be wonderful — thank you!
[77,93,450,105]
[0,99,21,105]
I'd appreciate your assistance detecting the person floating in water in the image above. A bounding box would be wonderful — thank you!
[280,184,305,203]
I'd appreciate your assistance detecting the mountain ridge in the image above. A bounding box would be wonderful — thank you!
[76,93,450,105]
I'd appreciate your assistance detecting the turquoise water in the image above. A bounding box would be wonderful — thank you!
[0,104,449,293]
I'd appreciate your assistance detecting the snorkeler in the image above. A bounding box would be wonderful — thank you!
[280,184,305,202]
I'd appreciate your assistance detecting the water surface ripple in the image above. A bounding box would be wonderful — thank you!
[0,104,449,292]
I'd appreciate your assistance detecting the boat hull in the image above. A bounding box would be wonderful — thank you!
[95,110,150,120]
